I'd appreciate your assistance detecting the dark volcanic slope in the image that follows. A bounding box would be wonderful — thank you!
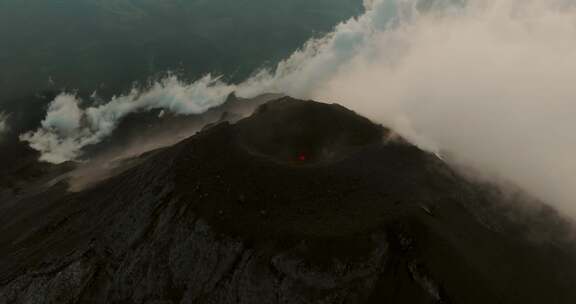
[1,97,576,304]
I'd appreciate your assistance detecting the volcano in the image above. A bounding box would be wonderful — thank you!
[1,97,576,303]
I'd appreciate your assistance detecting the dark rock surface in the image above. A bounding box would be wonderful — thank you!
[1,97,576,303]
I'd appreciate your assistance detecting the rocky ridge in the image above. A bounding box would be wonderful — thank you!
[1,97,576,303]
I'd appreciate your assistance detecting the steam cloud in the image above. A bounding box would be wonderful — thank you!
[21,75,236,163]
[312,0,576,218]
[20,0,410,163]
[22,0,576,217]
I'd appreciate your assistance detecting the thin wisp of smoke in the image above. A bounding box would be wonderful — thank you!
[0,112,8,139]
[22,0,576,218]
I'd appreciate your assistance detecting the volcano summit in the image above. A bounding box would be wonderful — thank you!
[1,98,576,304]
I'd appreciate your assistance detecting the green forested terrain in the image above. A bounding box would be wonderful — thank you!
[0,0,362,103]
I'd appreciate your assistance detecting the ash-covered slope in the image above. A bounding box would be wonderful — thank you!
[1,97,576,303]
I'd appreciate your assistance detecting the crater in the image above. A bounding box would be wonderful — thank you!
[235,97,386,164]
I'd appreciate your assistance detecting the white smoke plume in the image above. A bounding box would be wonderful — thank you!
[21,75,235,163]
[23,0,576,218]
[310,0,576,218]
[21,0,410,164]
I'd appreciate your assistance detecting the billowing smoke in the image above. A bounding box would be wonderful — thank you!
[311,0,576,218]
[21,75,235,163]
[23,0,576,217]
[20,0,410,164]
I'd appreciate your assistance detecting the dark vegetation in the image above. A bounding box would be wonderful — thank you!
[0,0,362,103]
